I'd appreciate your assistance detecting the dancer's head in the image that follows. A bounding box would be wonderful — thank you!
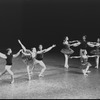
[82,35,86,41]
[39,45,43,50]
[65,36,69,41]
[6,48,12,54]
[31,47,36,52]
[97,38,100,43]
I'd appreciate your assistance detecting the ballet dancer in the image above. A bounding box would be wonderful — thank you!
[87,38,100,69]
[0,48,22,83]
[61,36,80,70]
[78,35,88,56]
[70,50,97,76]
[18,39,33,80]
[31,44,56,77]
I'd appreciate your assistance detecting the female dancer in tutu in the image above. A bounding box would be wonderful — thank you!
[31,44,56,77]
[18,39,33,80]
[61,36,80,70]
[87,38,100,69]
[70,50,97,76]
[0,48,22,83]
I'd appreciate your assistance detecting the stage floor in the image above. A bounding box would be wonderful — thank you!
[0,53,100,99]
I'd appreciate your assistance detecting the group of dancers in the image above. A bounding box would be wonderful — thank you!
[0,35,100,84]
[0,40,56,83]
[61,35,100,76]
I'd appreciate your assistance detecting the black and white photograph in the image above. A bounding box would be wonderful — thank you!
[0,0,100,99]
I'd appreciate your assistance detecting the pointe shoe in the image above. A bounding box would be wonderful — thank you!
[86,70,91,73]
[82,70,88,76]
[11,80,14,84]
[64,65,69,69]
[95,66,98,69]
[39,74,44,77]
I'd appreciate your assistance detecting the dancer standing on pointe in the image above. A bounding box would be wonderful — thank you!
[70,50,97,76]
[31,44,56,77]
[0,48,22,83]
[18,39,34,80]
[87,38,100,69]
[61,36,80,70]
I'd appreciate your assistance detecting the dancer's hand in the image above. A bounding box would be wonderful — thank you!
[19,49,23,52]
[52,44,56,48]
[18,39,21,44]
[70,56,73,59]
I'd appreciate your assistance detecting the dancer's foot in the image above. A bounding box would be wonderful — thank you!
[82,70,88,76]
[95,66,98,69]
[10,80,14,84]
[86,70,91,73]
[64,65,69,69]
[39,74,44,77]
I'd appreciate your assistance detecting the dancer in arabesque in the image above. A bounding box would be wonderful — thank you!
[87,38,100,69]
[61,36,80,70]
[18,39,34,80]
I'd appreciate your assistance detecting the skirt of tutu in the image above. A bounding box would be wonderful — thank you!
[61,48,74,55]
[22,55,33,65]
[80,62,92,69]
[90,49,100,55]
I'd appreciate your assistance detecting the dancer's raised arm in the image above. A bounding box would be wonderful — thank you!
[44,44,56,53]
[37,44,56,54]
[18,39,27,52]
[0,52,7,59]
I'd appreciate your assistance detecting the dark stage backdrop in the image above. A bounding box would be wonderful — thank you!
[0,0,100,54]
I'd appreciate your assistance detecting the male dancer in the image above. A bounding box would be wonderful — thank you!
[0,48,22,83]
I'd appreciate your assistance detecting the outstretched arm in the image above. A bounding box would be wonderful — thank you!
[70,42,81,47]
[37,45,56,54]
[0,52,7,59]
[87,42,96,47]
[44,44,56,53]
[18,39,27,52]
[69,40,80,43]
[70,56,81,59]
[87,55,97,58]
[13,49,23,58]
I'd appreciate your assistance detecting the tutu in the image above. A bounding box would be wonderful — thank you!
[90,49,100,55]
[80,62,92,69]
[22,54,33,65]
[61,48,74,55]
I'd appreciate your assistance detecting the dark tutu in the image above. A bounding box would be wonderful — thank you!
[80,62,92,69]
[61,48,74,55]
[90,49,100,55]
